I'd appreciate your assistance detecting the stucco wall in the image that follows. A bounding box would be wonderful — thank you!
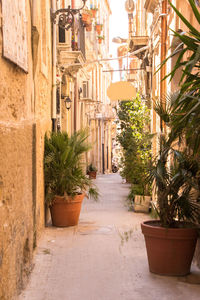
[0,0,52,299]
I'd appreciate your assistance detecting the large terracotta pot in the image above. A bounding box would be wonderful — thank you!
[141,220,198,276]
[50,194,85,227]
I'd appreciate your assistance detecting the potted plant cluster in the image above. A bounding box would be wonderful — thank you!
[87,163,97,179]
[116,97,152,213]
[142,0,200,277]
[44,129,99,227]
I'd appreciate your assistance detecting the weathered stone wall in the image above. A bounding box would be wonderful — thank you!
[0,0,52,299]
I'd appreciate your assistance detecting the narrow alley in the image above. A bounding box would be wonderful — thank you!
[18,174,200,300]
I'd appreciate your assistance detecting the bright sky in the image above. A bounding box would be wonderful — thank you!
[109,0,129,81]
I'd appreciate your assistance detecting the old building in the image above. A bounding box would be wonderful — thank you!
[56,0,114,174]
[0,0,115,299]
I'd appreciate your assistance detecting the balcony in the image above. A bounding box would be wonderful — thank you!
[57,18,86,74]
[144,0,159,13]
[129,36,149,59]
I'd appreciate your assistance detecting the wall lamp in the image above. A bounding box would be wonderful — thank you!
[64,96,72,110]
[51,0,87,31]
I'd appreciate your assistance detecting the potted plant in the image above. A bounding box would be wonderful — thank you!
[142,0,200,276]
[90,5,98,18]
[81,9,92,27]
[97,35,104,44]
[141,94,200,275]
[87,163,97,179]
[95,23,103,35]
[44,129,99,227]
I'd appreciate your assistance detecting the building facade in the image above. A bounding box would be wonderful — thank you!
[56,0,115,174]
[0,0,115,299]
[0,1,52,299]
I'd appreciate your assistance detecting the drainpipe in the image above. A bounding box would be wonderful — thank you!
[160,0,167,133]
[52,0,57,131]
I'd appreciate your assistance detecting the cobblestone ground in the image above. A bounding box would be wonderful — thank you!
[18,174,200,300]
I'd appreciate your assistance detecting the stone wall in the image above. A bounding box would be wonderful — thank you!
[0,0,52,299]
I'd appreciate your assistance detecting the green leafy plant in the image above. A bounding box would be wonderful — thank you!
[44,129,99,205]
[97,35,104,40]
[87,163,97,172]
[148,94,200,228]
[159,0,200,154]
[116,96,152,197]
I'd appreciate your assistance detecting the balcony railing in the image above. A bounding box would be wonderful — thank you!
[57,17,86,74]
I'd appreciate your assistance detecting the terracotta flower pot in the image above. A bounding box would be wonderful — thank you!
[141,220,198,276]
[95,24,102,35]
[87,171,97,179]
[82,13,91,26]
[91,9,97,18]
[98,38,102,44]
[50,194,85,227]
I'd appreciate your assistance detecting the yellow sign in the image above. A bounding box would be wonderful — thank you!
[107,81,136,101]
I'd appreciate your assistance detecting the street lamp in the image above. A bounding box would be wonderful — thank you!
[51,0,87,31]
[64,96,72,110]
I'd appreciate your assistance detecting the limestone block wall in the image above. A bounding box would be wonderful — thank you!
[0,0,52,299]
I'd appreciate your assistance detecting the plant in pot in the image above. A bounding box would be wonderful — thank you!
[141,95,200,276]
[141,0,200,276]
[90,5,98,18]
[81,9,92,27]
[97,35,104,44]
[95,23,103,35]
[116,97,152,212]
[87,163,97,179]
[44,129,99,227]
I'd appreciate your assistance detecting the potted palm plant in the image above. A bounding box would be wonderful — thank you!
[87,163,97,179]
[44,129,98,227]
[142,0,200,276]
[141,94,200,276]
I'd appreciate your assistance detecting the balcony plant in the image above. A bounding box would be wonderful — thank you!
[81,9,92,27]
[97,35,104,44]
[95,23,103,35]
[44,129,99,227]
[90,5,98,18]
[87,163,97,179]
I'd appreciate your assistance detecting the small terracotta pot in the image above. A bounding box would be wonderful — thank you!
[95,24,102,35]
[82,13,91,26]
[91,9,97,18]
[98,38,102,44]
[141,220,198,276]
[87,171,97,179]
[50,194,85,227]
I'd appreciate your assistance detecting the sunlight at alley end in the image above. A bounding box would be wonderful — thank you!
[1,0,200,300]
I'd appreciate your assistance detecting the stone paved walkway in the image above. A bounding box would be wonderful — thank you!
[18,174,200,300]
